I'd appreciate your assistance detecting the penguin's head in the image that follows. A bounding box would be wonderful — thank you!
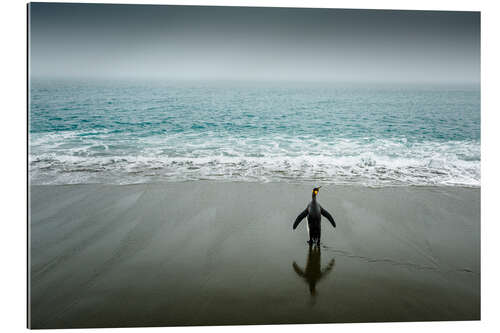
[312,186,321,198]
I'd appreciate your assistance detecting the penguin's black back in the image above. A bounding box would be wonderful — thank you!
[307,200,322,232]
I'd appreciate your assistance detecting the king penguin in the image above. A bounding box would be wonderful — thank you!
[293,186,336,245]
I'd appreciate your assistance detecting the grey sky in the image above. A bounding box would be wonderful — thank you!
[28,3,480,83]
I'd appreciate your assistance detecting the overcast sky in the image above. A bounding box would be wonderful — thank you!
[28,3,480,83]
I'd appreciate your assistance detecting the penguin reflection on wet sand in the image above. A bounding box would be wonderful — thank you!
[293,186,336,245]
[293,245,335,297]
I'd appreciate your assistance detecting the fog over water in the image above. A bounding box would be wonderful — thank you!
[28,4,480,186]
[29,3,480,83]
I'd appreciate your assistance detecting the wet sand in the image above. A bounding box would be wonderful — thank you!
[28,182,480,328]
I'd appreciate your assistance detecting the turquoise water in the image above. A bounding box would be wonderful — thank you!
[29,80,480,186]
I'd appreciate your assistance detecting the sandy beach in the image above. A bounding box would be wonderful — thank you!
[29,182,480,328]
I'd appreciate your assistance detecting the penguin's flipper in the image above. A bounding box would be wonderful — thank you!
[320,207,336,228]
[292,262,306,277]
[320,259,336,277]
[293,209,308,230]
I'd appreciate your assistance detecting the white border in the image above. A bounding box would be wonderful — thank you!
[2,1,499,332]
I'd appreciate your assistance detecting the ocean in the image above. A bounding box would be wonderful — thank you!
[29,80,480,186]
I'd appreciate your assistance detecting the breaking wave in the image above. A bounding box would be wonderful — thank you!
[29,131,480,186]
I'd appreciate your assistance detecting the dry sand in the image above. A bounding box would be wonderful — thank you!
[29,182,480,328]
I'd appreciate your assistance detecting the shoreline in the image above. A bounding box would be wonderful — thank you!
[29,182,480,328]
[29,179,481,188]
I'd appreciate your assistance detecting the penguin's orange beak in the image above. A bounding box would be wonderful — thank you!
[313,186,321,195]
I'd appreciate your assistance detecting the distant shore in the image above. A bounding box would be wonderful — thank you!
[29,182,480,328]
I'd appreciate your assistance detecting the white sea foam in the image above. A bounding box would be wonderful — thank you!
[29,131,480,186]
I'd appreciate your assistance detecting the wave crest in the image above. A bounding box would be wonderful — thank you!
[29,132,480,186]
